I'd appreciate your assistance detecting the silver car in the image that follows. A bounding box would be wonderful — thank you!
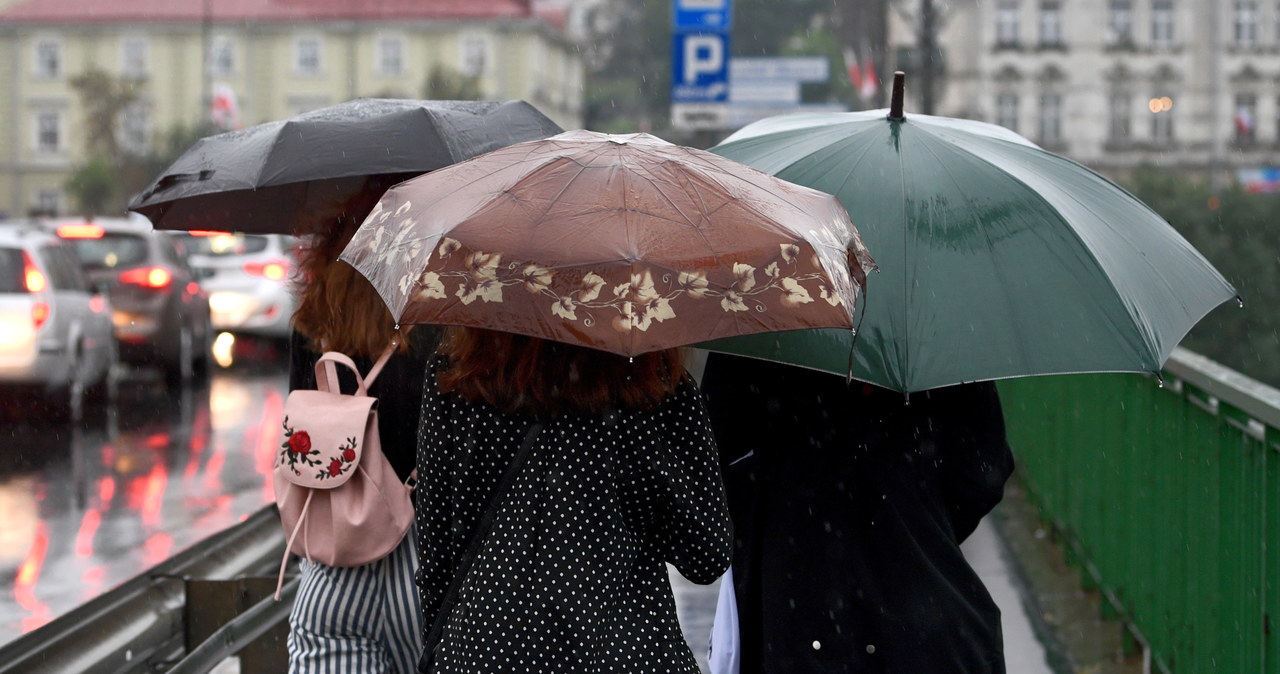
[0,223,117,418]
[179,232,297,341]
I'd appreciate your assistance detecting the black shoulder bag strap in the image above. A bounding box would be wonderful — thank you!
[418,420,545,673]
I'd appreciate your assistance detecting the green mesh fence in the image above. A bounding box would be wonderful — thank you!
[998,348,1280,673]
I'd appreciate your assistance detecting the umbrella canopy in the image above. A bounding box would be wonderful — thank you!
[129,99,564,234]
[339,130,876,357]
[703,108,1238,392]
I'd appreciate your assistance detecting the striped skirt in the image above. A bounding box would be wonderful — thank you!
[287,530,422,673]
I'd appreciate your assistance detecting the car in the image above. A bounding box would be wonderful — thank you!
[53,214,212,388]
[178,232,297,342]
[0,222,117,418]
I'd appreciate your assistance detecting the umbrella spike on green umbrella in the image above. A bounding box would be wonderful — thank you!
[703,87,1236,393]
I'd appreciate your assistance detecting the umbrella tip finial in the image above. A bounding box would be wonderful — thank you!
[889,71,906,120]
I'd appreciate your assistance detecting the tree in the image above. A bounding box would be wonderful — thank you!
[1122,165,1280,387]
[65,156,121,216]
[422,65,483,100]
[69,68,142,159]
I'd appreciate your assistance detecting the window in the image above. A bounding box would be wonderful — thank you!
[1152,1,1175,47]
[1235,92,1258,141]
[996,93,1019,132]
[34,39,61,78]
[121,103,151,154]
[36,190,59,216]
[121,37,148,78]
[36,111,60,153]
[1150,95,1175,141]
[377,35,404,76]
[1109,0,1133,43]
[295,36,322,75]
[996,1,1020,45]
[1235,1,1258,46]
[1039,1,1062,46]
[209,35,235,76]
[1038,93,1062,144]
[1108,93,1131,140]
[461,35,488,76]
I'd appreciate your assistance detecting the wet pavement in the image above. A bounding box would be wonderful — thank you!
[0,354,289,645]
[670,517,1053,674]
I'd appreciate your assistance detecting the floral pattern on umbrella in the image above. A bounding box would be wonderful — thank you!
[342,130,876,357]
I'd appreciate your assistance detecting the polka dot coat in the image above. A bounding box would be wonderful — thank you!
[414,359,732,673]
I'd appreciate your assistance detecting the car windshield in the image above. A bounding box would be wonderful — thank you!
[183,233,270,257]
[67,233,150,269]
[0,248,24,292]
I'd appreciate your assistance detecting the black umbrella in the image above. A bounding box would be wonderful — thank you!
[128,99,564,234]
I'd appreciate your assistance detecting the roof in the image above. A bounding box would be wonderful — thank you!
[0,0,534,24]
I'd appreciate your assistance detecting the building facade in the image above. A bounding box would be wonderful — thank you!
[0,0,585,218]
[888,0,1280,181]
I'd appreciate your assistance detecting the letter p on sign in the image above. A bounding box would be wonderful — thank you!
[684,35,724,83]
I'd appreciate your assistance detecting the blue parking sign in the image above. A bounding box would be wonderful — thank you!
[671,32,729,103]
[674,0,732,30]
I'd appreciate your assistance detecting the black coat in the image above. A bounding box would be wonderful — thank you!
[288,326,440,482]
[415,361,732,672]
[701,354,1014,674]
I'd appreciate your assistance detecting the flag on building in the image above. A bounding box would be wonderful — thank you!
[843,46,879,102]
[1235,105,1255,137]
[210,84,241,130]
[859,50,878,100]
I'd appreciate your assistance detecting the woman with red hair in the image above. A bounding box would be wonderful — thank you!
[415,328,731,672]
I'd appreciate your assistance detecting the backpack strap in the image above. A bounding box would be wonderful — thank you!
[275,489,315,600]
[314,340,397,396]
[420,420,544,671]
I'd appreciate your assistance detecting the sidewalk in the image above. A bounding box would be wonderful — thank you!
[670,516,1055,673]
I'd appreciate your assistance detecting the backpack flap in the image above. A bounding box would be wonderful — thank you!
[277,389,377,489]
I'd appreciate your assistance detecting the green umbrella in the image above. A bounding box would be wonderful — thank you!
[702,99,1237,393]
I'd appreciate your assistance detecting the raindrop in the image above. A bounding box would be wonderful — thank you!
[812,640,822,650]
[866,644,876,654]
[1236,297,1245,308]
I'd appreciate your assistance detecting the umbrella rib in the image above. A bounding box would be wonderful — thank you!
[915,133,1036,373]
[894,129,912,391]
[941,136,1160,361]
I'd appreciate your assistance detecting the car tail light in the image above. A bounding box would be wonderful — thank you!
[187,230,230,237]
[244,259,290,281]
[22,251,46,293]
[56,223,106,239]
[120,266,173,289]
[32,301,50,329]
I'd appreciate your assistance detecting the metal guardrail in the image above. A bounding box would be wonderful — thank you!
[0,506,286,674]
[166,577,298,674]
[998,346,1279,673]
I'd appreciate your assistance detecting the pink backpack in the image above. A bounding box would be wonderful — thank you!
[272,346,414,598]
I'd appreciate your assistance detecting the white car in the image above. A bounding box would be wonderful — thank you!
[179,233,297,341]
[0,223,117,418]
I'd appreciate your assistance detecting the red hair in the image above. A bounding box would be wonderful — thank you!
[291,174,418,356]
[436,327,683,417]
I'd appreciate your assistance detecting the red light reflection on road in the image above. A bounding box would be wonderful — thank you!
[74,510,101,558]
[81,566,105,588]
[14,522,49,632]
[203,445,226,492]
[98,476,115,504]
[140,463,168,529]
[143,533,174,566]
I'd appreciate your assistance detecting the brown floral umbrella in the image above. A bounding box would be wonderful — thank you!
[339,130,876,357]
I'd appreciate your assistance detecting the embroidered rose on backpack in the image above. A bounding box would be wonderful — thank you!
[280,416,322,475]
[316,436,359,480]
